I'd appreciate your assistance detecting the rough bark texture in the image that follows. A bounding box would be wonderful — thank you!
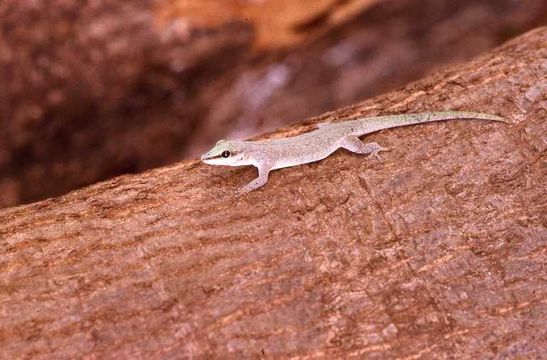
[1,28,546,359]
[1,0,547,209]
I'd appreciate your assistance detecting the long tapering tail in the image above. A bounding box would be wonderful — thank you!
[351,111,509,136]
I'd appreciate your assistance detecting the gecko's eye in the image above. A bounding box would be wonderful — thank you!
[221,150,231,158]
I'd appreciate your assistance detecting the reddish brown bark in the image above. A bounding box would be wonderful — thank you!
[1,28,545,358]
[1,0,546,208]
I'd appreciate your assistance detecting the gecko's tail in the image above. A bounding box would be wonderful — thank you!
[412,111,507,123]
[355,111,509,135]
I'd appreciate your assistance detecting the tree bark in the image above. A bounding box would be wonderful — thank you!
[1,0,546,208]
[0,27,545,359]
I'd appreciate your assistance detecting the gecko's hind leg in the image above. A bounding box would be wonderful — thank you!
[339,136,388,161]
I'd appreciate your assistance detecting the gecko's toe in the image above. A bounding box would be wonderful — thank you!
[237,185,255,195]
[370,147,388,162]
[372,153,384,162]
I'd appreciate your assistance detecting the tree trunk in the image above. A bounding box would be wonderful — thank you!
[0,27,545,359]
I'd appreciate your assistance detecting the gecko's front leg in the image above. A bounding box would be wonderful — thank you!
[239,164,271,193]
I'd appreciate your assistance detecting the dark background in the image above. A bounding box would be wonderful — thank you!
[1,0,546,208]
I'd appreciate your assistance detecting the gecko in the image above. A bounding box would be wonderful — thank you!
[201,111,508,193]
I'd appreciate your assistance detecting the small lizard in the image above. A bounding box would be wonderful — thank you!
[201,111,507,193]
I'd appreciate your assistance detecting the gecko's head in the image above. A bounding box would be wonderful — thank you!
[201,140,252,167]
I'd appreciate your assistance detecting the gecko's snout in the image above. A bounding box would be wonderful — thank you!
[201,150,215,161]
[201,150,222,165]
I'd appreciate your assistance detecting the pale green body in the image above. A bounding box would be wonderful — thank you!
[201,111,507,193]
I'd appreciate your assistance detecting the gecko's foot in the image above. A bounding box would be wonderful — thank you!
[238,182,262,194]
[237,186,253,195]
[368,143,389,162]
[237,173,269,195]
